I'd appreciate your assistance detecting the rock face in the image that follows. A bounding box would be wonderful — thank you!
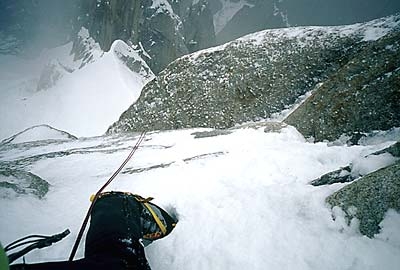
[73,0,215,73]
[108,15,400,134]
[3,0,400,73]
[326,161,400,238]
[311,166,354,186]
[0,168,49,199]
[285,29,400,141]
[71,0,400,73]
[177,0,216,53]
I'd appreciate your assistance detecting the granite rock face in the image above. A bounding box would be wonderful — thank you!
[285,30,400,142]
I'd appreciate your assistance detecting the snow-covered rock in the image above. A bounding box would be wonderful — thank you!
[327,160,400,238]
[72,0,190,73]
[311,140,400,186]
[108,14,400,135]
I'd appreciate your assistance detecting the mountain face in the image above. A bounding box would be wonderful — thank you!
[72,0,215,73]
[70,0,400,73]
[108,15,400,140]
[2,1,399,74]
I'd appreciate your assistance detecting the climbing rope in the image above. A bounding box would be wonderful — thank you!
[68,131,147,261]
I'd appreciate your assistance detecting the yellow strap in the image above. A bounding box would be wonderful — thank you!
[134,195,154,203]
[143,202,167,235]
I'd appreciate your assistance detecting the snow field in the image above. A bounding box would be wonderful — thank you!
[1,126,399,269]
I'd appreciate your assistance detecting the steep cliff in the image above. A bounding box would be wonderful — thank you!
[72,0,215,73]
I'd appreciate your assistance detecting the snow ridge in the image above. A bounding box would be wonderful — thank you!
[1,125,77,145]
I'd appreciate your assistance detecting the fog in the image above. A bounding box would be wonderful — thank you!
[0,0,78,57]
[213,0,400,44]
[2,0,400,56]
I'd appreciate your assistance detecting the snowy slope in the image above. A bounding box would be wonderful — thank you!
[1,125,77,144]
[0,36,154,141]
[0,126,399,269]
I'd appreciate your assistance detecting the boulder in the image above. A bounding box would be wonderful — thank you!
[326,161,400,237]
[311,166,354,186]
